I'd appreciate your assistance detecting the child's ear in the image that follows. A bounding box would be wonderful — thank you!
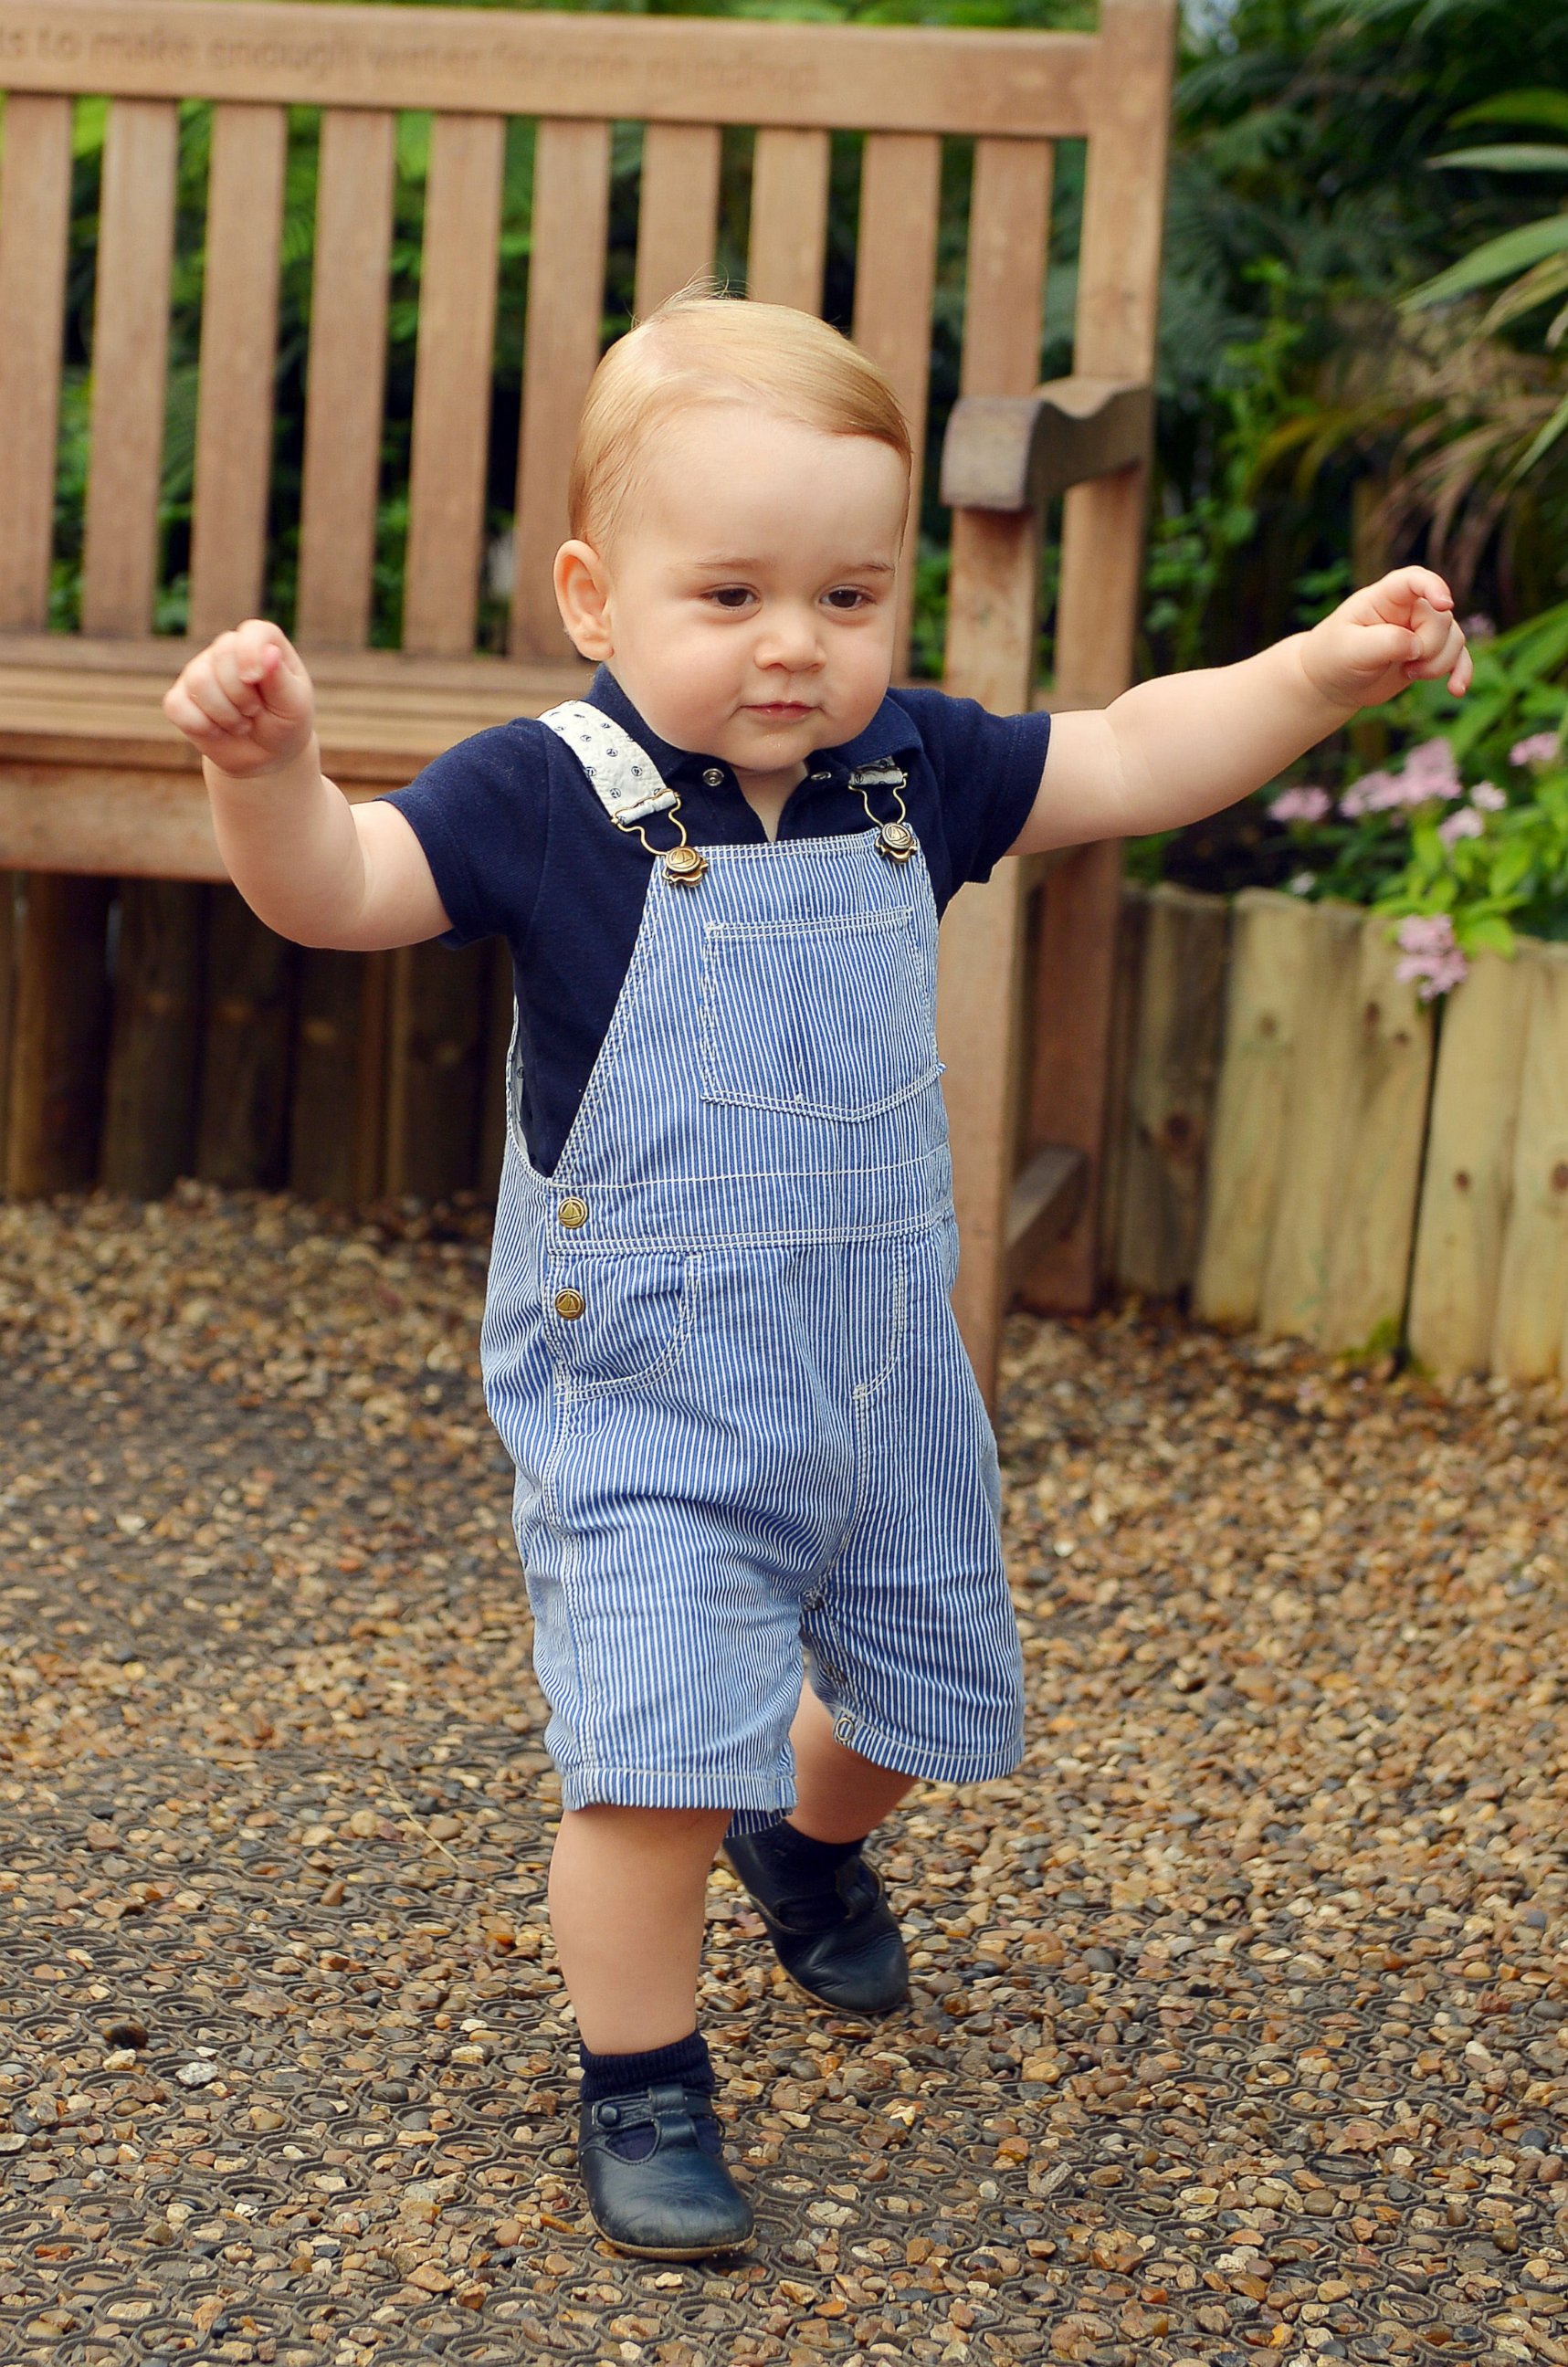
[553,540,614,661]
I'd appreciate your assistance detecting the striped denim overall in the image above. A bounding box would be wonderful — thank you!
[480,705,1025,1834]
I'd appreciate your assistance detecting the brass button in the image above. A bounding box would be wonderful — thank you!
[558,1196,588,1229]
[553,1288,585,1320]
[663,846,708,886]
[701,765,725,787]
[878,819,916,862]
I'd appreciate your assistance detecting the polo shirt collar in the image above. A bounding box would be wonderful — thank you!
[584,666,921,783]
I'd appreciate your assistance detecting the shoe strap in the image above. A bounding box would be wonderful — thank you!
[587,2080,715,2138]
[765,1856,884,1935]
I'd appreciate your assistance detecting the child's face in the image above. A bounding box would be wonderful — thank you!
[559,405,909,784]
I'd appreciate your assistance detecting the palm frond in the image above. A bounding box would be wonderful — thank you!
[1511,386,1568,479]
[1432,144,1568,174]
[1403,214,1568,310]
[1478,251,1568,337]
[1451,89,1568,137]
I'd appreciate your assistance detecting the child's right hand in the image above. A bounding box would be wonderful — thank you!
[163,619,316,778]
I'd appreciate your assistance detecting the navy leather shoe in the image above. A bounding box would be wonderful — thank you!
[579,2081,753,2259]
[722,1831,910,2016]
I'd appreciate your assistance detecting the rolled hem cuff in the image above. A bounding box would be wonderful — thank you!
[825,1711,1026,1793]
[558,1765,795,1833]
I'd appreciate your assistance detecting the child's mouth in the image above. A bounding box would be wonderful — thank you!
[747,702,813,719]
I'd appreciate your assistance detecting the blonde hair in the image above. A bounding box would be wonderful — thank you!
[567,286,913,551]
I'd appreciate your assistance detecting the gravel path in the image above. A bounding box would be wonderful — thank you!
[1,1186,1564,2367]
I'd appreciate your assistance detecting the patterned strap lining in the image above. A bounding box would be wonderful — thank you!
[539,701,679,828]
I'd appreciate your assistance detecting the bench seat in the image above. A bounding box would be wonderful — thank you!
[0,636,592,878]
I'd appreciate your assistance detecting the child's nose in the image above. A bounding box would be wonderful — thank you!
[755,606,824,668]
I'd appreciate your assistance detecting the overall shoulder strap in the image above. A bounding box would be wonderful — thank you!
[538,701,679,830]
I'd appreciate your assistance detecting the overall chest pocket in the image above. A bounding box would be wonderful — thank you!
[699,906,937,1121]
[543,1250,699,1394]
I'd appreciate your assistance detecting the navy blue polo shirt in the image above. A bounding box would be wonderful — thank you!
[386,667,1050,1177]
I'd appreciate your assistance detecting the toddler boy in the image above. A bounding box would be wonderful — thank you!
[164,291,1469,2260]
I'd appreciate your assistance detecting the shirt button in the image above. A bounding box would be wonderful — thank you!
[810,769,831,781]
[553,1289,585,1320]
[557,1196,588,1229]
[701,765,725,787]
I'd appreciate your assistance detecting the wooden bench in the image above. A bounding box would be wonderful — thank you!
[0,0,1176,1399]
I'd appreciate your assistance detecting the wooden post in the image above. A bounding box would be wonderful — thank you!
[5,875,113,1193]
[940,510,1040,1397]
[100,879,206,1195]
[1259,905,1434,1355]
[938,124,1053,1402]
[1405,950,1533,1381]
[384,940,489,1203]
[289,948,390,1204]
[1319,921,1434,1356]
[1027,0,1178,1313]
[1193,889,1315,1329]
[1093,880,1149,1290]
[0,875,16,1188]
[1258,902,1364,1344]
[194,890,299,1188]
[1489,942,1568,1383]
[1109,883,1229,1299]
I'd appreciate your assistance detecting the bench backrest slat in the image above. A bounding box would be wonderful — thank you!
[189,102,288,637]
[509,116,613,660]
[81,98,179,634]
[634,121,721,321]
[403,110,506,657]
[746,127,830,315]
[0,5,1099,138]
[0,92,72,631]
[962,138,1055,400]
[852,130,942,674]
[295,108,397,651]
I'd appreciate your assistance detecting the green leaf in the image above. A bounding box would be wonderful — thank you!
[1511,386,1568,480]
[1451,90,1568,137]
[1402,215,1568,310]
[1461,914,1519,957]
[1432,145,1568,174]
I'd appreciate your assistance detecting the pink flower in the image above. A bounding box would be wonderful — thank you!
[1270,785,1331,824]
[1395,912,1468,1000]
[1461,612,1497,641]
[1340,770,1395,818]
[1470,780,1507,811]
[1437,808,1484,847]
[1341,741,1463,818]
[1288,871,1315,897]
[1400,739,1463,802]
[1510,730,1562,768]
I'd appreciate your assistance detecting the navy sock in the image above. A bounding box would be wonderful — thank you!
[578,2026,713,2107]
[760,1820,867,1878]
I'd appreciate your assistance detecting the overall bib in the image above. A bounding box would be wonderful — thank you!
[480,706,1025,1834]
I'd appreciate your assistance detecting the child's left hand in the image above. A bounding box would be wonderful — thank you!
[1300,566,1472,713]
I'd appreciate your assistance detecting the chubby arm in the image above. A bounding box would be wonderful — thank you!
[163,620,453,950]
[1007,567,1473,858]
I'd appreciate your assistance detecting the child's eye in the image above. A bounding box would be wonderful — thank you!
[824,587,873,612]
[706,587,754,611]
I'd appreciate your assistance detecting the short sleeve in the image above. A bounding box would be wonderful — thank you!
[384,722,549,952]
[894,687,1052,887]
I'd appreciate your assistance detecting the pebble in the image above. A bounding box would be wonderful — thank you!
[0,1191,1562,2360]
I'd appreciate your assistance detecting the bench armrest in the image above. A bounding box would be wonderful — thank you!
[940,375,1154,514]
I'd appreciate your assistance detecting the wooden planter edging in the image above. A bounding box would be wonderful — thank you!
[0,871,514,1211]
[1100,882,1568,1385]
